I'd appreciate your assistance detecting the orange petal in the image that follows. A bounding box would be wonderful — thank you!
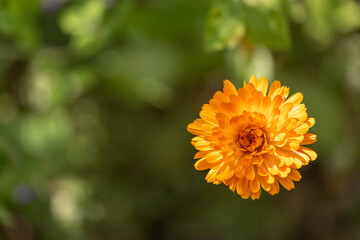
[212,91,229,103]
[215,113,230,129]
[302,133,317,145]
[305,117,315,127]
[268,80,281,97]
[223,80,238,96]
[286,92,303,105]
[194,158,210,170]
[237,88,250,102]
[216,164,233,181]
[249,75,258,86]
[204,151,223,164]
[263,154,280,175]
[200,104,217,125]
[245,164,256,180]
[259,176,271,191]
[298,146,317,161]
[265,173,275,184]
[236,178,248,196]
[187,119,213,136]
[250,179,261,193]
[258,77,268,95]
[257,162,268,176]
[288,169,301,181]
[242,186,252,199]
[205,169,217,183]
[220,102,238,116]
[276,149,294,166]
[278,165,291,178]
[251,191,261,200]
[293,122,310,135]
[268,180,280,195]
[194,150,210,159]
[262,95,272,116]
[193,139,212,151]
[277,177,295,190]
[245,82,256,95]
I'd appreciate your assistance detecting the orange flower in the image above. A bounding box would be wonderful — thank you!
[187,76,317,199]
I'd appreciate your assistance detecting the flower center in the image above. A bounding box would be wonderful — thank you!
[237,127,265,152]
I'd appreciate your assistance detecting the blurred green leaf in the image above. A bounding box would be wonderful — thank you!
[333,1,360,33]
[59,0,107,55]
[242,5,291,50]
[205,4,245,51]
[205,2,291,51]
[0,0,40,52]
[0,202,14,227]
[302,0,360,46]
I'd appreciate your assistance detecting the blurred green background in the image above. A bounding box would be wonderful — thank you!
[0,0,360,239]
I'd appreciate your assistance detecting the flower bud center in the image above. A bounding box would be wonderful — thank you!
[238,127,265,152]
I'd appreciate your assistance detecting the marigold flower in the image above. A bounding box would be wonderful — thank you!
[187,76,317,200]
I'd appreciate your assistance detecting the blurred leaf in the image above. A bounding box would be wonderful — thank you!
[0,10,13,35]
[205,2,291,51]
[18,110,73,157]
[0,202,14,227]
[333,1,360,33]
[302,0,360,46]
[287,1,308,24]
[242,5,291,50]
[205,4,245,51]
[59,0,107,55]
[0,0,40,52]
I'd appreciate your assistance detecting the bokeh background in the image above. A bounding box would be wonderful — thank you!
[0,0,360,239]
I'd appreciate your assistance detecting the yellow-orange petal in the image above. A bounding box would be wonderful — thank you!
[194,158,210,170]
[298,146,317,161]
[245,164,256,180]
[204,151,223,164]
[305,117,316,128]
[205,169,217,183]
[258,77,268,95]
[223,80,238,96]
[251,191,261,200]
[236,178,248,196]
[259,176,271,191]
[268,180,280,195]
[277,165,291,178]
[216,164,233,181]
[277,177,295,190]
[288,169,302,181]
[302,133,317,145]
[286,92,303,105]
[293,122,310,135]
[249,75,258,86]
[193,139,212,151]
[250,178,261,193]
[194,150,210,159]
[265,173,275,184]
[263,154,280,175]
[200,104,217,125]
[268,80,281,98]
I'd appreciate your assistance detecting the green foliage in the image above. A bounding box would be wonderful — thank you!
[205,4,245,51]
[205,1,290,51]
[0,0,359,239]
[59,0,108,56]
[242,5,290,50]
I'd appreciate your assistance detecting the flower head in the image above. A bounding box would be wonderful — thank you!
[187,76,317,200]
